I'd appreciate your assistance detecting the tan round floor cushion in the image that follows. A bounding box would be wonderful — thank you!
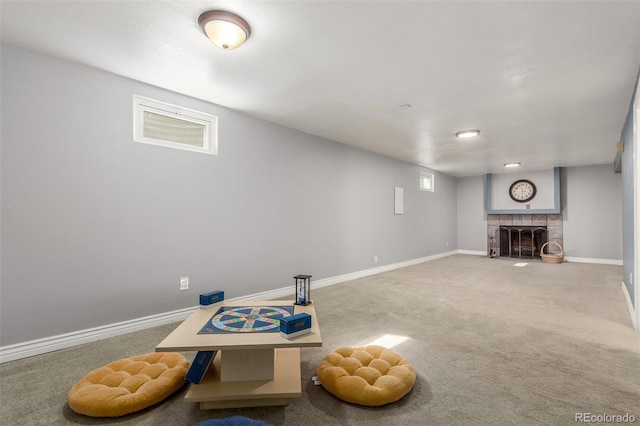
[68,352,190,417]
[317,345,416,406]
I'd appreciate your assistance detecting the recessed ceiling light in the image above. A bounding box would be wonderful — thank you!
[504,162,521,168]
[397,104,412,110]
[455,129,480,138]
[198,10,251,50]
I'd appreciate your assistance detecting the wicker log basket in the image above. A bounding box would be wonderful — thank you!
[540,241,564,264]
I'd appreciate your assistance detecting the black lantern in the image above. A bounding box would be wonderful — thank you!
[294,274,312,305]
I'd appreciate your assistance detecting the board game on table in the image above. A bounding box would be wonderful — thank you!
[155,300,322,409]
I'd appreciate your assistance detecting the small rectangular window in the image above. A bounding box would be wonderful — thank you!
[420,171,434,192]
[133,96,217,155]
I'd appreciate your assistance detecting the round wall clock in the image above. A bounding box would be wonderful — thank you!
[509,179,536,203]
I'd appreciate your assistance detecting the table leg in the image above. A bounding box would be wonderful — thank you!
[220,348,275,382]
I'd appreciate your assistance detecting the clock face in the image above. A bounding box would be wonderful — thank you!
[509,179,536,203]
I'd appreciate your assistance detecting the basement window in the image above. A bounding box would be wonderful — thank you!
[420,171,434,192]
[133,95,217,155]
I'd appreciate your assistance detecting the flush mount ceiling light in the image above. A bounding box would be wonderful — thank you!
[455,129,481,138]
[504,162,521,168]
[198,10,251,50]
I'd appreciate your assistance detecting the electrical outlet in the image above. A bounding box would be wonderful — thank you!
[446,241,449,247]
[631,273,633,285]
[180,277,189,291]
[374,255,378,263]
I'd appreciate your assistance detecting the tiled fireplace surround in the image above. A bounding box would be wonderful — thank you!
[487,214,563,258]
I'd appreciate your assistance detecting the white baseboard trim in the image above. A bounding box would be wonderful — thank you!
[456,250,487,256]
[456,250,623,265]
[312,250,458,290]
[0,251,457,363]
[621,281,638,330]
[564,256,623,266]
[0,306,197,364]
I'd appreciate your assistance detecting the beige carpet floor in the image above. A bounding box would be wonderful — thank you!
[1,254,639,425]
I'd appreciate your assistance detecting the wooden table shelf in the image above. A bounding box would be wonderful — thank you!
[156,300,322,409]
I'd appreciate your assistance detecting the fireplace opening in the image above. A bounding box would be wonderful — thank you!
[499,226,548,259]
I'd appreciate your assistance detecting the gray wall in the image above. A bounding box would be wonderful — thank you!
[0,44,458,346]
[2,42,633,347]
[620,70,638,306]
[561,165,622,259]
[456,176,487,251]
[457,167,623,259]
[490,169,556,211]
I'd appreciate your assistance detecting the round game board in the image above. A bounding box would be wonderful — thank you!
[210,306,291,333]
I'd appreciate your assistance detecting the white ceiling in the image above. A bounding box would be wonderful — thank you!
[2,1,639,177]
